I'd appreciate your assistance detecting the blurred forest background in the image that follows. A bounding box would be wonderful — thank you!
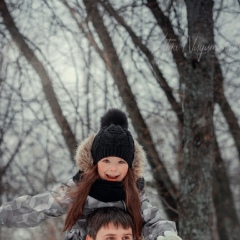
[0,0,240,240]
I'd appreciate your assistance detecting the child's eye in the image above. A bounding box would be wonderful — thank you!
[102,159,110,163]
[119,160,127,164]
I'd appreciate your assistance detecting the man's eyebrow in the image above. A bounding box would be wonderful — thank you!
[122,234,133,238]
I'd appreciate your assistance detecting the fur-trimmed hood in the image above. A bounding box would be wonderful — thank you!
[75,133,146,179]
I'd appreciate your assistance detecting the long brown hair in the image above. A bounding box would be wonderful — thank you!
[123,168,142,239]
[63,166,99,231]
[63,166,142,239]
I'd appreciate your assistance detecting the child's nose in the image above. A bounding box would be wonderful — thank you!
[109,164,118,171]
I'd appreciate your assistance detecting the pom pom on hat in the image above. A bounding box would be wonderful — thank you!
[91,109,134,167]
[100,109,128,129]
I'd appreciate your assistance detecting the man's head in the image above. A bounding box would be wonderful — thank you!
[86,207,134,240]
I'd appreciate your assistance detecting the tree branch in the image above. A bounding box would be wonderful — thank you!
[0,0,77,161]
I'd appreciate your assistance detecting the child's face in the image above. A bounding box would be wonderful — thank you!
[97,156,129,181]
[87,222,133,240]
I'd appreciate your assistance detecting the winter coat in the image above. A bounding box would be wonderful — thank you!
[0,134,177,240]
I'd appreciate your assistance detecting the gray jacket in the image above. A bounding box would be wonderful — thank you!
[0,178,177,240]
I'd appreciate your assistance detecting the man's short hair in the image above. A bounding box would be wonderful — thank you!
[86,207,134,239]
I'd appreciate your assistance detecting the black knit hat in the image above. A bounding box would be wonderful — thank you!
[91,109,134,167]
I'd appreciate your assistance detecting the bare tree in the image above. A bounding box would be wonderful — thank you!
[0,0,239,240]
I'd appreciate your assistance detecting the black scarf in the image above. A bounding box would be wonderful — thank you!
[89,179,126,202]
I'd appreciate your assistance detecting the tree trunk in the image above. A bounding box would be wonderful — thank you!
[179,1,215,239]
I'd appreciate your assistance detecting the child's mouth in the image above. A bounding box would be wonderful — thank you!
[106,174,119,180]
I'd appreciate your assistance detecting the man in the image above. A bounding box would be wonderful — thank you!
[85,207,182,240]
[86,207,134,240]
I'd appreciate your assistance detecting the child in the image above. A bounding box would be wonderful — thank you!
[85,207,134,240]
[0,109,182,240]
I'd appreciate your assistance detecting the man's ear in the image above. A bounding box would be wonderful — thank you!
[86,235,93,240]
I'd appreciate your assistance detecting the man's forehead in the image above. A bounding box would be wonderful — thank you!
[98,222,133,235]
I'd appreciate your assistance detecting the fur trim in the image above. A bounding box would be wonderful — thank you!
[75,134,146,179]
[132,140,145,179]
[75,134,95,173]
